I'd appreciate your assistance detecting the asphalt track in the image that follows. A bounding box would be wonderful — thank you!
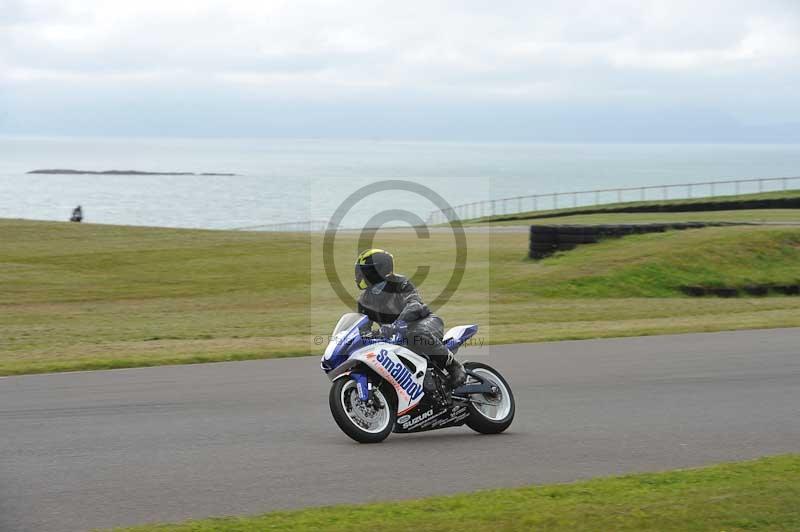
[2,328,799,532]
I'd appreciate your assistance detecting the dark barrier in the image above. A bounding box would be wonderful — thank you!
[529,222,742,259]
[681,284,800,297]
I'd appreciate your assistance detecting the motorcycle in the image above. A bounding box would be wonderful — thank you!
[320,313,515,443]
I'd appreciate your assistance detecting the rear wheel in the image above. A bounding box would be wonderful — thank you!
[464,362,515,434]
[329,377,396,443]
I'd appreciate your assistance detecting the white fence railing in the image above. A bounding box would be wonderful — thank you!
[233,176,800,231]
[426,176,800,225]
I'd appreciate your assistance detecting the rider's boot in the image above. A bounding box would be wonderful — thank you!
[445,351,467,388]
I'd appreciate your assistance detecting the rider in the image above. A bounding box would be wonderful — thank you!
[354,248,466,387]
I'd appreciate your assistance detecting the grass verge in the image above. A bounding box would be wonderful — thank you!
[499,226,800,297]
[2,219,800,375]
[110,454,800,531]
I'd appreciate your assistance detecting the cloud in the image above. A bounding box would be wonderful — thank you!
[1,0,799,139]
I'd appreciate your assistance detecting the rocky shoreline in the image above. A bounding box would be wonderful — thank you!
[27,169,237,176]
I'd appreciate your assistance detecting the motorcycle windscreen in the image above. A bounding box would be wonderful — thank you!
[322,313,370,371]
[331,313,368,337]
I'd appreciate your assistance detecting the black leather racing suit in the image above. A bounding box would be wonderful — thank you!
[357,274,450,366]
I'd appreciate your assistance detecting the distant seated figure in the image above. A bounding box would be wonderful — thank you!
[70,205,83,223]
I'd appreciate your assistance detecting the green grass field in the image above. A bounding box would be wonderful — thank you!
[501,225,800,297]
[2,218,800,375]
[111,454,800,532]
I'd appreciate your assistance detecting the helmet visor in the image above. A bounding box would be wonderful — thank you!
[354,265,368,290]
[355,263,386,289]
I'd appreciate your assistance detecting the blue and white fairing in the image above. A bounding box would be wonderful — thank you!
[320,313,429,416]
[443,324,478,353]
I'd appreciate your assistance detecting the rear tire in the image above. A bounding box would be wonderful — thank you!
[329,377,396,443]
[464,362,515,434]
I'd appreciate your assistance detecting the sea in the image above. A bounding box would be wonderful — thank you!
[1,136,799,230]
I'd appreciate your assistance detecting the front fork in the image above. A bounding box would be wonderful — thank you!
[350,371,385,410]
[350,372,370,402]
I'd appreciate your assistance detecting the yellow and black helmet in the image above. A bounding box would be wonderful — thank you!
[355,249,394,290]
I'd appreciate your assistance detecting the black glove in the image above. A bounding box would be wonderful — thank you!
[380,320,408,343]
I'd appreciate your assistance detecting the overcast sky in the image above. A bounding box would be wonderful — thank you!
[2,0,799,141]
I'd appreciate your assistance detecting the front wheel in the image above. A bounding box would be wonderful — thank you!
[329,377,396,443]
[464,362,515,434]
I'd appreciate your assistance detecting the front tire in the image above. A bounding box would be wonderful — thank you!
[329,377,396,443]
[464,362,515,434]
